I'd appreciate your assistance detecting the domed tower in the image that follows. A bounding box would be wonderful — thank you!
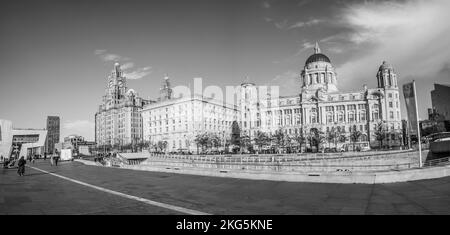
[159,74,173,101]
[376,61,401,130]
[239,76,259,137]
[376,61,398,88]
[105,62,127,107]
[301,42,338,93]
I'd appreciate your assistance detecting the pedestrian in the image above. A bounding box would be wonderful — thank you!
[50,155,54,166]
[54,156,59,166]
[17,156,26,176]
[44,153,47,161]
[1,155,3,162]
[31,155,35,164]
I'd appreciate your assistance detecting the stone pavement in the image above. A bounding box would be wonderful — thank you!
[1,160,450,214]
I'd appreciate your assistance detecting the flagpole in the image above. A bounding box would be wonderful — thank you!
[413,80,422,167]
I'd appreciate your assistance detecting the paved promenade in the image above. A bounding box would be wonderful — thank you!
[1,160,449,214]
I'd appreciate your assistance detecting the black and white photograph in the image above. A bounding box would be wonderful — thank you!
[1,0,450,224]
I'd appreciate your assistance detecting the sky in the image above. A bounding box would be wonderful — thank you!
[1,0,449,141]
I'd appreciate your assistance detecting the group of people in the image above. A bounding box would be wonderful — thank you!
[1,153,60,176]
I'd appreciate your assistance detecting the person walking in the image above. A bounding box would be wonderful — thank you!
[17,156,26,176]
[54,156,59,166]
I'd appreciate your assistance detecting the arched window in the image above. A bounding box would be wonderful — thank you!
[360,112,366,121]
[338,112,344,123]
[311,114,317,123]
[372,111,379,120]
[348,112,355,122]
[327,113,333,123]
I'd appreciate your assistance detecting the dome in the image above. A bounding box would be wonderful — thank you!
[305,53,331,65]
[379,61,393,70]
[127,89,136,96]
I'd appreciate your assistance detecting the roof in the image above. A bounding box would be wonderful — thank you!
[305,53,331,65]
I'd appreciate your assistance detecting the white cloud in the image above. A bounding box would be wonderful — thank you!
[100,53,121,62]
[94,49,106,55]
[120,62,135,70]
[124,67,152,80]
[334,0,450,119]
[262,1,271,9]
[287,19,324,30]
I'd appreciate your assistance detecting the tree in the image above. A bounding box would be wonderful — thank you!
[239,134,251,153]
[350,125,362,151]
[273,129,286,153]
[253,131,270,152]
[208,133,221,151]
[230,121,241,147]
[374,121,387,149]
[157,140,168,153]
[292,132,306,153]
[310,128,326,151]
[194,133,209,153]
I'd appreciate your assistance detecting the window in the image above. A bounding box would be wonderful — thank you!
[311,115,317,123]
[327,114,333,123]
[338,113,344,123]
[360,112,366,121]
[349,113,355,122]
[388,93,393,98]
[390,111,394,119]
[389,102,393,108]
[373,111,379,120]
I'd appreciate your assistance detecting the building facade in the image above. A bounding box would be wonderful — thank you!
[95,63,149,147]
[141,76,239,152]
[431,84,450,120]
[0,119,48,159]
[45,116,60,154]
[240,43,402,148]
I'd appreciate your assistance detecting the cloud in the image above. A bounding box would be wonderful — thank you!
[120,62,135,70]
[94,50,152,80]
[333,0,450,119]
[62,120,95,141]
[287,18,324,30]
[262,1,271,9]
[94,49,106,55]
[124,67,152,80]
[274,20,289,30]
[94,49,132,62]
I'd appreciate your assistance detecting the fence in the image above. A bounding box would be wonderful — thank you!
[423,156,450,167]
[142,152,422,172]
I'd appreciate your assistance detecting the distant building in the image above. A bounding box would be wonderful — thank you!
[431,84,450,120]
[95,63,151,147]
[56,134,96,155]
[45,116,60,154]
[141,75,239,152]
[0,119,47,159]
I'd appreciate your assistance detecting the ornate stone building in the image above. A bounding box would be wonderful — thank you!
[141,75,239,152]
[240,42,402,147]
[95,63,150,146]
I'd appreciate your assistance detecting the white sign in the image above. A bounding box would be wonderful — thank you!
[60,149,73,161]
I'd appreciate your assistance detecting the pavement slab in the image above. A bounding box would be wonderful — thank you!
[0,160,449,214]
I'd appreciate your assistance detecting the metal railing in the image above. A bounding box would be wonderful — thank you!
[423,156,450,167]
[141,154,420,172]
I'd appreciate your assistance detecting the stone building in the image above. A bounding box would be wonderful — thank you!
[240,42,402,148]
[95,63,150,147]
[141,75,239,152]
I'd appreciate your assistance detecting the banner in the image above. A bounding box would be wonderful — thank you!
[403,82,418,135]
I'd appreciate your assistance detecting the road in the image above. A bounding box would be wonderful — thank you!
[1,160,449,214]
